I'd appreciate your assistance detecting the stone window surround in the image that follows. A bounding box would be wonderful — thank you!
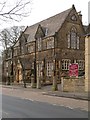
[76,60,84,70]
[27,44,34,53]
[62,59,71,70]
[62,59,84,71]
[37,38,42,51]
[67,27,80,49]
[37,61,43,77]
[46,61,53,76]
[6,61,8,67]
[46,38,54,49]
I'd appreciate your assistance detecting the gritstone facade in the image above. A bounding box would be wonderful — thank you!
[2,5,89,88]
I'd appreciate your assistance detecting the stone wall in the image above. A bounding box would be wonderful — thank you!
[61,77,85,92]
[0,64,2,83]
[85,36,90,92]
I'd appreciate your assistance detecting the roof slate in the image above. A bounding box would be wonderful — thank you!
[24,7,72,42]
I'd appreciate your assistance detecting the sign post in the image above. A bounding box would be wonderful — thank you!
[69,63,78,77]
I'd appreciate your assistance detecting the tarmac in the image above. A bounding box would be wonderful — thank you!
[1,83,89,101]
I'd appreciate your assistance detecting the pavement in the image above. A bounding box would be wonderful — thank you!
[1,83,89,101]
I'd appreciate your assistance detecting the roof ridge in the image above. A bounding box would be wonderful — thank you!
[29,7,72,27]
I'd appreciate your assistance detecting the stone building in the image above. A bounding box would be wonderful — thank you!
[2,5,87,89]
[85,33,90,92]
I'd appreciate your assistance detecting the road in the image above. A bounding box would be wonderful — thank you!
[2,94,88,118]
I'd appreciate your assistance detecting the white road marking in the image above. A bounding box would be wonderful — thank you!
[29,99,34,101]
[66,106,73,109]
[52,104,57,106]
[21,97,34,102]
[2,111,8,115]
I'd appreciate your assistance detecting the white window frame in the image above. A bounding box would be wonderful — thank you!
[47,38,54,49]
[6,62,8,67]
[62,59,71,70]
[21,46,24,54]
[46,62,53,76]
[14,48,17,56]
[28,45,34,53]
[37,61,43,77]
[77,36,80,49]
[67,27,80,50]
[71,31,77,49]
[37,38,42,51]
[77,60,84,70]
[67,33,70,48]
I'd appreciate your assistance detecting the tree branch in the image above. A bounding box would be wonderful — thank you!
[0,0,31,22]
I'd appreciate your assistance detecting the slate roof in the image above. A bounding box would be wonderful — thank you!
[24,7,73,42]
[83,25,88,32]
[86,24,90,34]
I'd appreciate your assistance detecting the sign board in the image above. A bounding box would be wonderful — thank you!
[69,63,78,77]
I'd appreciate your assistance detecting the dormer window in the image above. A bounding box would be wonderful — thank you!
[45,28,48,36]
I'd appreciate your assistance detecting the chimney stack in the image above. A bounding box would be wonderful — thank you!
[78,11,82,22]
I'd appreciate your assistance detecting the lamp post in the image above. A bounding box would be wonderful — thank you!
[22,34,27,88]
[31,40,37,88]
[52,54,58,91]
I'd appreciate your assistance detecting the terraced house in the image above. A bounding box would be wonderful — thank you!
[2,5,88,89]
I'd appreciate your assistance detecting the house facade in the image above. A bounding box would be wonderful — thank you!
[85,33,90,92]
[2,5,87,88]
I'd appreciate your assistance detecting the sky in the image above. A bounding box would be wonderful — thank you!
[0,0,89,29]
[0,0,89,54]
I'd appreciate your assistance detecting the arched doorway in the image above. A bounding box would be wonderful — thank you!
[15,60,23,83]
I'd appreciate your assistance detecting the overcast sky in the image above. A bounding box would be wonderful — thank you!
[0,0,89,29]
[0,0,89,54]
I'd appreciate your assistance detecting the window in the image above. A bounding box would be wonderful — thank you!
[6,62,8,67]
[47,38,54,49]
[37,62,43,77]
[7,49,12,58]
[62,59,71,70]
[37,38,42,51]
[14,49,17,56]
[6,71,8,76]
[31,62,34,69]
[21,46,24,54]
[71,15,77,21]
[67,27,80,49]
[67,33,70,48]
[71,27,77,49]
[46,62,53,76]
[45,28,48,36]
[77,36,80,49]
[28,45,34,53]
[77,60,84,70]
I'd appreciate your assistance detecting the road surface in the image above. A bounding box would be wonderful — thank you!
[2,94,88,118]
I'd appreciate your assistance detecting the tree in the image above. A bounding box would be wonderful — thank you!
[0,0,31,22]
[0,26,25,50]
[0,0,31,51]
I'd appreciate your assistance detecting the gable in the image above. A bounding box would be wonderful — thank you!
[86,24,90,34]
[14,40,19,47]
[24,7,72,42]
[35,24,45,39]
[66,8,82,25]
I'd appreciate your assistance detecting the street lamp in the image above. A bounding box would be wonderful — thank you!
[52,53,58,91]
